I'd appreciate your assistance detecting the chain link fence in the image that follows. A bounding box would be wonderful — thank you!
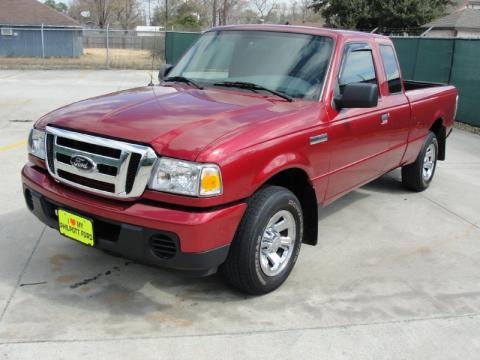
[0,27,165,70]
[358,28,426,37]
[2,26,479,126]
[1,26,430,71]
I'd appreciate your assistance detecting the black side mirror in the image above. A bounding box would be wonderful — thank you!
[158,64,174,82]
[334,83,378,109]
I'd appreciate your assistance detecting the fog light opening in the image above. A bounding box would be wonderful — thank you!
[24,189,34,211]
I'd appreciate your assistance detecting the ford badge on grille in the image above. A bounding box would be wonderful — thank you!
[70,155,96,172]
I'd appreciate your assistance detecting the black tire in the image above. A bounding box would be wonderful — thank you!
[221,186,303,295]
[402,131,438,192]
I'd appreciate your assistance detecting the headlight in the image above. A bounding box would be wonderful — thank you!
[28,128,46,159]
[148,157,222,197]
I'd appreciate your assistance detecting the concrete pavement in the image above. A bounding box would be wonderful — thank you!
[0,70,479,359]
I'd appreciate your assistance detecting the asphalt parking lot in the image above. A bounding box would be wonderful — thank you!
[0,70,479,359]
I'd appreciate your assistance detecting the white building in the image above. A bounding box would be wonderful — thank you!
[136,26,164,37]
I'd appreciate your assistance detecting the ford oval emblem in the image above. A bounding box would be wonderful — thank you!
[70,155,96,172]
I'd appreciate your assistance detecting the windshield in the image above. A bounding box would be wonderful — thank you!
[168,30,334,100]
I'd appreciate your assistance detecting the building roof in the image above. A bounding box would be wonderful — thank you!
[446,0,469,14]
[423,8,480,30]
[0,0,80,27]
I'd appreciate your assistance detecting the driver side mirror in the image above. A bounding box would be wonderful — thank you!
[334,83,378,109]
[158,63,174,82]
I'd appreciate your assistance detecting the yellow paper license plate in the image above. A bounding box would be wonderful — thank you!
[58,209,94,246]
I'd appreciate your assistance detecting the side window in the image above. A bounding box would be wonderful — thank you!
[379,45,402,94]
[338,48,378,94]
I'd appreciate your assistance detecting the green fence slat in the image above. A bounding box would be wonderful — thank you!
[391,37,478,126]
[393,38,454,83]
[391,38,419,80]
[414,38,454,83]
[449,39,480,126]
[165,32,201,65]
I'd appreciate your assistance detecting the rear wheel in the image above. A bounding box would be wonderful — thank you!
[221,186,303,295]
[402,131,438,192]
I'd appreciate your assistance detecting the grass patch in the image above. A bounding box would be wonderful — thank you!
[0,48,162,70]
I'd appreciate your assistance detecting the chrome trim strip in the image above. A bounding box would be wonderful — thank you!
[309,133,328,145]
[45,126,157,200]
[55,144,124,167]
[55,161,116,183]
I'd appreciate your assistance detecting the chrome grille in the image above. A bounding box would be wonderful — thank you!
[45,126,157,200]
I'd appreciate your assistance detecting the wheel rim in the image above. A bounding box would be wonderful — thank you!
[423,143,436,181]
[259,210,296,277]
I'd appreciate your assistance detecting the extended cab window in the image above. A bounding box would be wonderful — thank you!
[379,45,402,94]
[338,48,378,94]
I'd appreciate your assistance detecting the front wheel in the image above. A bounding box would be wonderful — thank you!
[221,186,303,295]
[402,131,438,192]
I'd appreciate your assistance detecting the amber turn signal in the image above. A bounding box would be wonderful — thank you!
[200,167,222,196]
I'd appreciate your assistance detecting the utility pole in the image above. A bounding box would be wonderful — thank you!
[212,0,217,26]
[148,0,151,25]
[222,0,227,25]
[165,0,169,28]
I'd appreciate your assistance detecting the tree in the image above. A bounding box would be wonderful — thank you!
[69,0,144,28]
[218,0,244,24]
[311,0,454,29]
[112,0,141,29]
[44,0,68,13]
[151,5,163,25]
[212,0,218,25]
[150,0,249,28]
[175,2,202,29]
[299,0,310,21]
[152,0,206,30]
[69,0,112,28]
[251,0,278,20]
[233,8,260,23]
[94,0,113,28]
[151,0,180,27]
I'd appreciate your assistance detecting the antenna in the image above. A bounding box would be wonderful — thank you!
[147,28,157,86]
[148,71,154,86]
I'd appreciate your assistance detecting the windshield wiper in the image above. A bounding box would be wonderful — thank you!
[164,76,203,89]
[213,81,293,102]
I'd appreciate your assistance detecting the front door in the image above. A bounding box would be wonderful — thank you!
[325,42,392,202]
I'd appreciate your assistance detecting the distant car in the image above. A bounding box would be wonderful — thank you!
[23,25,458,295]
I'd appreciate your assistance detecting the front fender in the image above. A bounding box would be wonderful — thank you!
[251,152,313,194]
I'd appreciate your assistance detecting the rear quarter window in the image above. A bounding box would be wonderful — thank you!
[379,45,402,94]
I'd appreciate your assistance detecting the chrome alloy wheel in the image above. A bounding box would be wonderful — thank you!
[259,210,297,277]
[423,143,436,181]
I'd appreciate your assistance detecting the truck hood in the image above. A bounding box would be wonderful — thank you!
[36,85,310,161]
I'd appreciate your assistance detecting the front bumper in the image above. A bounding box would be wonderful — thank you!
[22,164,247,276]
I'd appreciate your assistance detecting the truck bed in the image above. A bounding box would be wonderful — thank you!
[404,80,456,115]
[404,80,456,107]
[402,80,457,164]
[403,80,448,92]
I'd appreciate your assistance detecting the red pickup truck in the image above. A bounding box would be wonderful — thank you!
[22,25,458,294]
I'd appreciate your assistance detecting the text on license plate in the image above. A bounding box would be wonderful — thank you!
[58,209,94,246]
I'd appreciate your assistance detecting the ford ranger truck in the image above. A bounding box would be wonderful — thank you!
[22,25,458,295]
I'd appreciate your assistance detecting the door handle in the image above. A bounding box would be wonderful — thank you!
[381,113,390,125]
[310,133,328,145]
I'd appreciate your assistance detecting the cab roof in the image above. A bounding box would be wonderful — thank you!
[207,24,389,41]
